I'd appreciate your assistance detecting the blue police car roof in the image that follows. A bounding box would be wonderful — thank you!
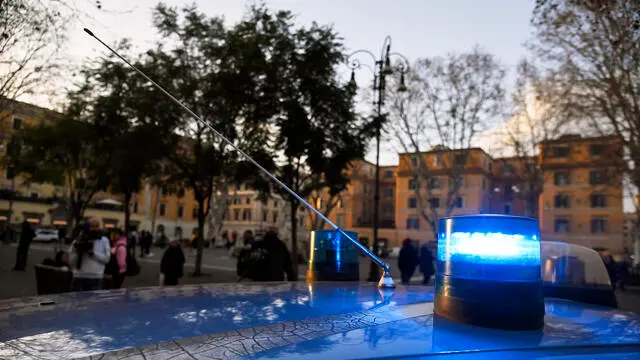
[0,283,639,359]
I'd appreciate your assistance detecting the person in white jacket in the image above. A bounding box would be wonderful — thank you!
[69,217,111,291]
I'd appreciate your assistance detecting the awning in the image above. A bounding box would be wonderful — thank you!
[96,199,123,206]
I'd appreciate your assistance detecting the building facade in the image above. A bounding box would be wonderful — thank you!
[0,99,306,244]
[538,135,624,251]
[0,99,628,253]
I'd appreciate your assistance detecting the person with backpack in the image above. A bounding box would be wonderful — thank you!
[239,227,295,282]
[106,228,128,289]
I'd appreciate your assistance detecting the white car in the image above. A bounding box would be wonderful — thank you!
[33,229,59,243]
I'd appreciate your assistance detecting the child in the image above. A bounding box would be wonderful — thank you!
[160,238,185,286]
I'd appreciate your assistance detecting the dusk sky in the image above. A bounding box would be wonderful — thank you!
[58,0,535,165]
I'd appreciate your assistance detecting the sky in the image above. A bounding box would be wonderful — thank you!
[25,0,535,166]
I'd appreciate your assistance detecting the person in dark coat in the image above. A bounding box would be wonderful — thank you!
[160,238,185,286]
[398,238,419,284]
[420,244,435,285]
[242,228,295,282]
[13,221,35,271]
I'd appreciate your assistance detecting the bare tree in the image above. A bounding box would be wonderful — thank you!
[388,48,506,238]
[530,0,638,197]
[500,58,572,217]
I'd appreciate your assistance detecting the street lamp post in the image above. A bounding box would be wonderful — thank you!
[347,37,409,282]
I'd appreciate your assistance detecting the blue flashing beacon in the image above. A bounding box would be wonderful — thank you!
[434,215,545,330]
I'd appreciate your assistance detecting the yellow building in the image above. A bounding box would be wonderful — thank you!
[538,135,625,251]
[1,99,627,253]
[0,99,306,242]
[394,148,493,244]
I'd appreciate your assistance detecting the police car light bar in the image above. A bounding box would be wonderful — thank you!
[435,215,545,330]
[84,28,395,288]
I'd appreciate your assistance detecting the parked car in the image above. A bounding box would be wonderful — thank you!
[32,229,59,243]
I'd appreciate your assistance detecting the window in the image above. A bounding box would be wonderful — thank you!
[233,197,241,205]
[552,146,570,158]
[132,201,139,214]
[502,164,515,175]
[589,144,604,157]
[554,171,571,186]
[554,193,570,208]
[234,209,240,221]
[590,170,606,185]
[177,205,184,218]
[384,170,394,178]
[428,177,441,189]
[428,197,440,209]
[272,212,278,223]
[299,216,304,226]
[246,197,251,205]
[364,184,370,194]
[177,187,185,198]
[408,197,417,209]
[454,154,466,166]
[406,217,420,229]
[591,217,606,233]
[455,197,463,209]
[383,187,393,198]
[12,117,23,130]
[273,200,278,208]
[504,203,512,215]
[262,210,268,222]
[590,193,607,208]
[242,209,252,221]
[555,218,570,233]
[338,197,344,208]
[383,203,393,214]
[159,203,166,217]
[411,156,418,167]
[408,178,418,190]
[316,198,324,208]
[449,175,464,188]
[192,207,199,219]
[336,214,345,228]
[433,155,443,167]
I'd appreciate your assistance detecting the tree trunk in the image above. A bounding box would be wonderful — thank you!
[150,186,160,237]
[193,200,206,276]
[290,199,298,280]
[123,191,132,232]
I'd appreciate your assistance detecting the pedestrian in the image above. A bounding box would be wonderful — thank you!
[69,217,111,291]
[602,252,618,291]
[242,230,255,247]
[105,228,127,289]
[144,233,151,257]
[160,238,185,286]
[128,229,138,255]
[241,227,295,282]
[398,238,419,284]
[420,243,435,285]
[13,220,35,271]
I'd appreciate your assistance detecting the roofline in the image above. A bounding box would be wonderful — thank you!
[539,135,623,144]
[397,147,490,157]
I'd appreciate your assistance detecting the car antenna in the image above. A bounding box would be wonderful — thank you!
[83,28,395,288]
